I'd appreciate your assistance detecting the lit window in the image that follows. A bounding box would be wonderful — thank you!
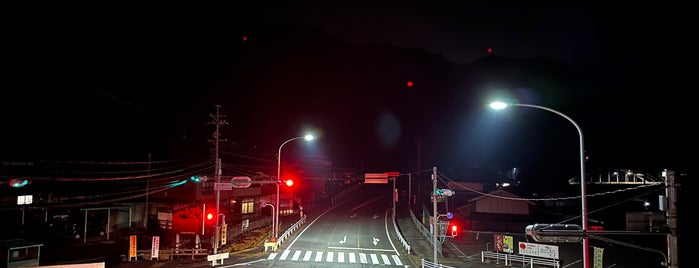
[241,198,254,214]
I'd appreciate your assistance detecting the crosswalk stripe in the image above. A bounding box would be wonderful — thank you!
[359,253,368,264]
[269,250,402,266]
[303,251,312,261]
[279,250,291,260]
[291,250,302,261]
[381,254,391,265]
[370,253,379,264]
[392,255,403,266]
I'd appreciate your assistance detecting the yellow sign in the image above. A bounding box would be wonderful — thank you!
[221,224,227,245]
[503,235,513,253]
[129,235,137,258]
[594,247,604,268]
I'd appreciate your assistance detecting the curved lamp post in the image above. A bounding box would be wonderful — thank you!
[490,101,589,268]
[275,134,314,240]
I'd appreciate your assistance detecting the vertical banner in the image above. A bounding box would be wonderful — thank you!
[594,246,604,268]
[129,235,137,260]
[220,224,227,245]
[494,234,504,252]
[503,235,514,253]
[151,236,160,260]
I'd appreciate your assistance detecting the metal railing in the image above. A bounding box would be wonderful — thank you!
[276,215,307,247]
[481,251,560,268]
[391,209,411,254]
[420,258,456,268]
[410,208,442,255]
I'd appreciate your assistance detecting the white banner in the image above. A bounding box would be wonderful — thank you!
[151,236,160,259]
[518,242,559,259]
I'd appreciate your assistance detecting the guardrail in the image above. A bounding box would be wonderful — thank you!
[420,258,456,268]
[276,215,307,247]
[481,251,560,268]
[391,210,411,254]
[134,248,210,261]
[409,209,442,255]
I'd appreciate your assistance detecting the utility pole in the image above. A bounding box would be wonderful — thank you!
[663,169,679,268]
[432,166,438,264]
[144,153,151,229]
[208,105,227,254]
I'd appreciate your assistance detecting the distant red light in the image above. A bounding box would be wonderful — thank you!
[285,179,294,187]
[242,36,247,42]
[589,225,604,231]
[207,213,214,220]
[488,48,493,54]
[406,81,414,87]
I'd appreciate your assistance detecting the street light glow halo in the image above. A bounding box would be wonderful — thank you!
[304,134,314,141]
[489,101,508,110]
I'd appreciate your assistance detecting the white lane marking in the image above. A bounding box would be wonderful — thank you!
[279,249,291,260]
[303,251,312,261]
[267,253,277,260]
[371,253,379,264]
[359,253,368,264]
[315,251,323,262]
[381,254,391,265]
[326,251,334,262]
[291,250,302,261]
[338,252,345,263]
[349,252,356,263]
[392,255,403,266]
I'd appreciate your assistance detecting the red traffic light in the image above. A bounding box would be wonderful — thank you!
[285,179,294,187]
[451,225,458,236]
[207,213,214,221]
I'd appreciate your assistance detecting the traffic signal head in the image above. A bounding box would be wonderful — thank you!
[190,176,204,182]
[435,188,454,196]
[451,224,458,236]
[285,179,294,187]
[9,179,30,188]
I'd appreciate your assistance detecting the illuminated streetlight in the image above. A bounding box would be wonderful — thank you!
[275,134,314,240]
[490,101,589,268]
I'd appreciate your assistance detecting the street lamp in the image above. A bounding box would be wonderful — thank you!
[275,134,314,240]
[489,101,589,268]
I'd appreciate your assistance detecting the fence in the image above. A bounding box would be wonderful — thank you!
[481,251,560,268]
[420,258,456,268]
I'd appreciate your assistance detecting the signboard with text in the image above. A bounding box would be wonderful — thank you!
[151,236,160,260]
[128,235,137,260]
[518,242,559,259]
[365,173,388,184]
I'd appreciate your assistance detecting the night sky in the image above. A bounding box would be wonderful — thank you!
[2,3,693,193]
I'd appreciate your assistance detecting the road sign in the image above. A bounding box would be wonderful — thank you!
[231,176,252,188]
[214,182,232,191]
[385,171,400,177]
[365,173,388,184]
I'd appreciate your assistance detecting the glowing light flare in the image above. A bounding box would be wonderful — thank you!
[406,81,414,87]
[285,179,294,187]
